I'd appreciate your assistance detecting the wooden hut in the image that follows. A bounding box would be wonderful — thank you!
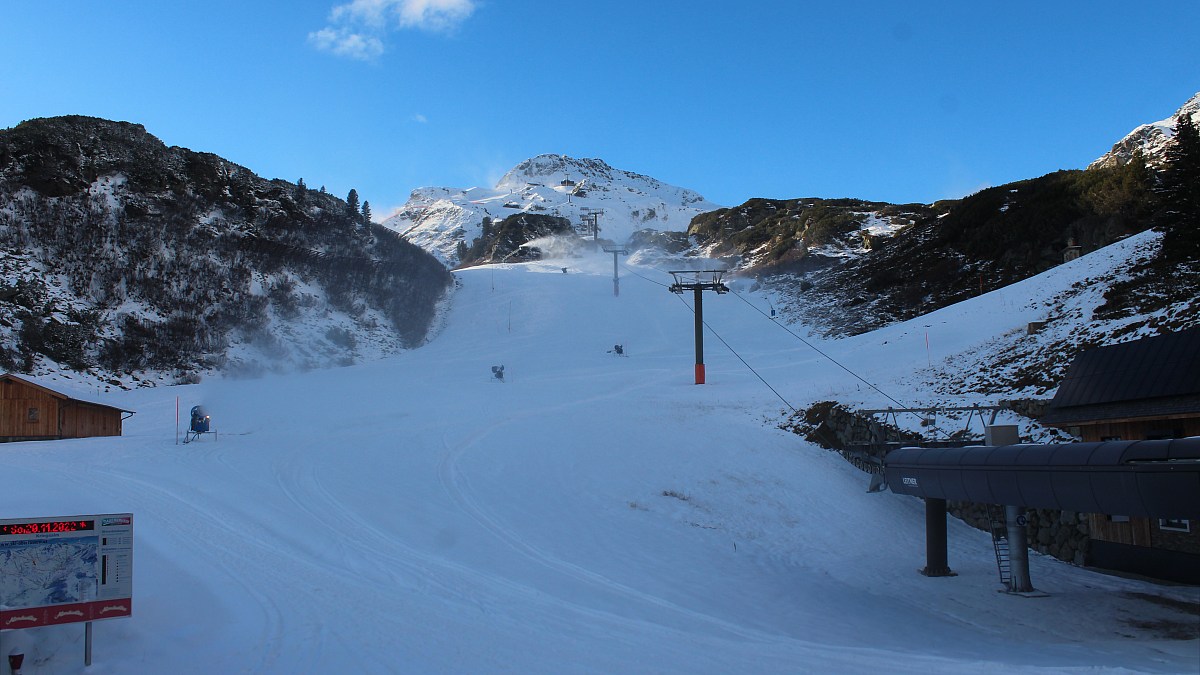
[1041,327,1200,441]
[1040,327,1200,582]
[0,373,133,442]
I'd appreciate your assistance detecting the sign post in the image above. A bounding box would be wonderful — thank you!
[0,514,133,667]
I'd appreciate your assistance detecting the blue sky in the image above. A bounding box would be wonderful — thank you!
[2,1,1197,216]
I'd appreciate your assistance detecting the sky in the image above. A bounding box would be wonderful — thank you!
[2,1,1198,216]
[3,230,1198,673]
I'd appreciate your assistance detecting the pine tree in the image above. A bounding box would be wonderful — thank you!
[361,201,372,223]
[1155,113,1200,261]
[347,189,360,214]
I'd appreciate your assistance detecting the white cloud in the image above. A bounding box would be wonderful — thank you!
[413,113,428,123]
[331,0,391,28]
[391,0,476,32]
[307,27,385,61]
[311,0,477,59]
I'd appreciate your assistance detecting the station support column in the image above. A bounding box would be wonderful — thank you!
[922,497,954,577]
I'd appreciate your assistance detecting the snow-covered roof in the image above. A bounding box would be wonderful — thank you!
[1,372,134,413]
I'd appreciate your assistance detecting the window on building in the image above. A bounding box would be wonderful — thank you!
[1109,515,1130,523]
[27,407,39,423]
[1100,436,1122,442]
[1159,519,1191,533]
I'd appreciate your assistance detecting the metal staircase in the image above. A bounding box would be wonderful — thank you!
[986,504,1013,590]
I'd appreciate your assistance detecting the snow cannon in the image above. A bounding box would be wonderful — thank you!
[190,406,210,433]
[184,406,214,443]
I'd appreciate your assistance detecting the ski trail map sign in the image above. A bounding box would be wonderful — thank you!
[0,514,133,628]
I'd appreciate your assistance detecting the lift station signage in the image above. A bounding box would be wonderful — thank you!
[0,513,133,628]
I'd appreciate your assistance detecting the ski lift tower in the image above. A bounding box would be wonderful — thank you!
[601,245,628,296]
[579,208,604,241]
[668,270,729,384]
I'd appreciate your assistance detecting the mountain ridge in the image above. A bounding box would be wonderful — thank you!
[382,153,721,266]
[0,115,453,387]
[1089,91,1200,170]
[5,90,1197,385]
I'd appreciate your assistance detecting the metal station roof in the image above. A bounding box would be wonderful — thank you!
[1041,327,1200,425]
[884,438,1200,518]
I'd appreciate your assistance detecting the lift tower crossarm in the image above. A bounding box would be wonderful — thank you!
[667,270,729,384]
[579,209,604,241]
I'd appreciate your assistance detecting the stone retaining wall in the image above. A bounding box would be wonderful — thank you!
[788,401,1090,567]
[949,503,1090,566]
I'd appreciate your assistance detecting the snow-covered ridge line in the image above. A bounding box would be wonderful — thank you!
[1089,91,1200,170]
[382,153,723,266]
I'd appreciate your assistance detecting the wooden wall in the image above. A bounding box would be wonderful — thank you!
[1,377,124,440]
[1080,417,1200,558]
[0,378,61,439]
[1088,514,1153,546]
[1076,418,1200,442]
[60,401,123,438]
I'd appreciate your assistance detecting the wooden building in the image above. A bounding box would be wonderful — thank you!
[0,373,133,442]
[1040,327,1200,582]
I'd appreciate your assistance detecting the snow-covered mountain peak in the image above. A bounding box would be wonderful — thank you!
[1089,91,1200,170]
[495,154,619,190]
[382,154,721,266]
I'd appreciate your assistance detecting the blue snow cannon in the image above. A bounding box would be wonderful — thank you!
[183,405,214,444]
[190,406,210,433]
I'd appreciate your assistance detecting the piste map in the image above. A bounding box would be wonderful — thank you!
[0,536,99,610]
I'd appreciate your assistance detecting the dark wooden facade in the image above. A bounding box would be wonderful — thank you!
[1064,418,1200,443]
[1040,328,1200,582]
[0,374,132,442]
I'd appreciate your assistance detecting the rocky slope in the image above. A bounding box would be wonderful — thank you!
[0,116,453,386]
[692,91,1200,339]
[1089,91,1200,170]
[740,163,1156,337]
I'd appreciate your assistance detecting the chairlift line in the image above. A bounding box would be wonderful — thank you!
[622,262,921,422]
[724,287,948,437]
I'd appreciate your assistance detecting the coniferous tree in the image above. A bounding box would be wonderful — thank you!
[361,201,372,223]
[347,189,360,214]
[1155,113,1200,261]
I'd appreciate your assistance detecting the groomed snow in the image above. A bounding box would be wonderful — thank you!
[3,236,1197,673]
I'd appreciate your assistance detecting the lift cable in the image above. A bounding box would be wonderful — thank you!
[725,289,913,411]
[624,263,900,405]
[620,263,670,288]
[725,289,952,439]
[623,263,949,438]
[623,264,794,409]
[669,293,798,413]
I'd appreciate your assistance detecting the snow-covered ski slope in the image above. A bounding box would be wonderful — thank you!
[4,235,1197,674]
